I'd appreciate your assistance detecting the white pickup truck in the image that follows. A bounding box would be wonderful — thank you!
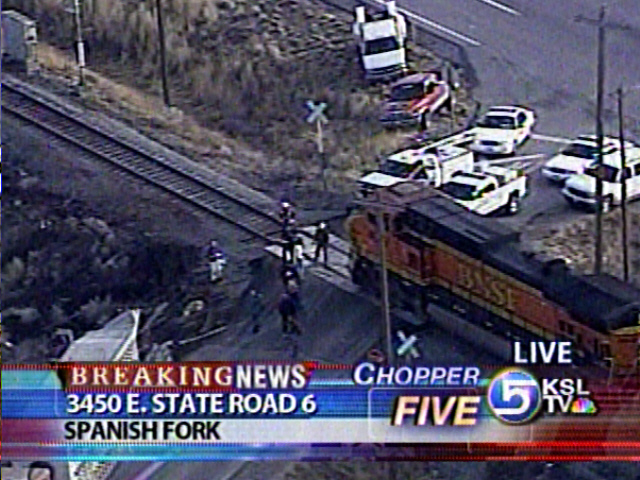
[358,143,474,194]
[440,165,527,215]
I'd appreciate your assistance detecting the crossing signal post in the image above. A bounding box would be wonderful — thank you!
[576,5,608,275]
[305,101,329,192]
[64,0,86,87]
[617,87,630,282]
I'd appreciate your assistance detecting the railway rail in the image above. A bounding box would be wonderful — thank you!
[3,79,284,241]
[2,77,351,260]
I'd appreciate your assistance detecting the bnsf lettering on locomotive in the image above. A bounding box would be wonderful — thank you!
[456,263,515,310]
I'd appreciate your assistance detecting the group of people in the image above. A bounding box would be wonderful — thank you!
[277,200,331,337]
[205,201,333,352]
[280,201,329,267]
[279,201,304,336]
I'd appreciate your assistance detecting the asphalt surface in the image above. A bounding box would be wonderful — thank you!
[402,0,640,136]
[394,0,640,227]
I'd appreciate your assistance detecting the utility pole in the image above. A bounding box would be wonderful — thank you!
[72,0,85,87]
[594,5,606,275]
[155,0,171,107]
[617,87,630,282]
[355,196,394,366]
[376,208,394,366]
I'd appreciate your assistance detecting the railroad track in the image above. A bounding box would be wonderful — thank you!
[2,77,353,261]
[2,79,283,241]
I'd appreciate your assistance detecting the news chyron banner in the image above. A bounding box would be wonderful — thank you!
[3,355,640,461]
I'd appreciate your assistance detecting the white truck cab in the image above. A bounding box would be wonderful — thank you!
[542,135,625,184]
[353,2,407,81]
[440,165,527,215]
[562,146,640,211]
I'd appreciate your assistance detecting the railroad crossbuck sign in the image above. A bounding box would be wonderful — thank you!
[396,330,420,359]
[305,101,329,184]
[305,101,328,124]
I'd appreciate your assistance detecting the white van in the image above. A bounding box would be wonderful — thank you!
[562,149,640,211]
[542,135,625,184]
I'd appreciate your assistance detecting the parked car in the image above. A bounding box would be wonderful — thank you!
[542,135,628,184]
[470,106,535,155]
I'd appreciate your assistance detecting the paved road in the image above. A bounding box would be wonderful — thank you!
[369,0,640,228]
[403,0,640,137]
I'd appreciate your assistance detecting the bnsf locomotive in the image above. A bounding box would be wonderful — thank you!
[345,182,640,374]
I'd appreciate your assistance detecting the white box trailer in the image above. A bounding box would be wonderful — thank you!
[1,10,38,72]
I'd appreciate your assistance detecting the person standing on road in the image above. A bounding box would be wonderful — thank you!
[286,274,303,312]
[281,261,301,289]
[313,222,329,266]
[207,240,226,283]
[282,230,297,264]
[279,201,296,235]
[293,235,305,279]
[248,289,264,334]
[278,291,301,335]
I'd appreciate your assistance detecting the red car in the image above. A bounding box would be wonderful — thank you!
[380,72,451,129]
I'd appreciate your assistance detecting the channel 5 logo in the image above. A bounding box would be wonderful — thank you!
[487,368,542,424]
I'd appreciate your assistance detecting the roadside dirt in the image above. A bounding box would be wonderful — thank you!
[526,210,640,286]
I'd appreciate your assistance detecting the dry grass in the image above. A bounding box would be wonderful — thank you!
[35,42,271,176]
[533,210,640,286]
[11,0,471,195]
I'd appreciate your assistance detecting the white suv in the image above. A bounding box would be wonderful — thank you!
[562,148,640,211]
[542,135,624,184]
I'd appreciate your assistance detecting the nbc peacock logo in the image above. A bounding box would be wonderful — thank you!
[570,397,597,415]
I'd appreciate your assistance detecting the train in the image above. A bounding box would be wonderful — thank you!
[345,181,640,374]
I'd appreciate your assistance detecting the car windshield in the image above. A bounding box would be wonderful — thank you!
[441,181,477,200]
[381,160,414,177]
[584,164,620,182]
[476,115,515,129]
[390,83,424,101]
[562,143,599,159]
[364,36,400,55]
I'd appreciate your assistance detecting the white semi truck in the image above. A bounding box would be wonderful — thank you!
[353,1,407,82]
